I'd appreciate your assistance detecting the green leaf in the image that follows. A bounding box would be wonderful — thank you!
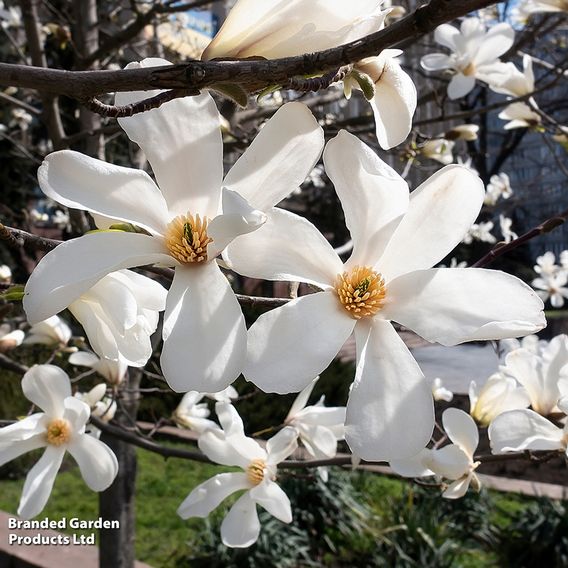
[211,83,249,108]
[256,84,282,102]
[0,285,25,302]
[350,69,376,101]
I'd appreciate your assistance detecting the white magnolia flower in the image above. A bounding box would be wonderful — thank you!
[227,131,545,461]
[445,124,479,141]
[69,350,128,385]
[391,409,481,499]
[178,403,298,548]
[173,391,218,433]
[499,334,544,358]
[484,54,535,97]
[74,383,117,423]
[68,270,167,367]
[203,1,414,150]
[0,324,24,352]
[202,0,387,60]
[499,215,518,244]
[432,377,454,402]
[534,251,561,276]
[23,315,72,347]
[462,221,497,245]
[421,18,515,99]
[420,138,455,165]
[284,377,346,459]
[0,365,118,518]
[343,49,417,149]
[560,250,568,270]
[0,264,12,282]
[501,334,568,415]
[518,0,568,14]
[499,102,541,130]
[531,272,568,308]
[484,172,512,206]
[469,372,530,426]
[489,399,568,457]
[22,59,329,394]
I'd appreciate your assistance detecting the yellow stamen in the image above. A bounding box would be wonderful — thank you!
[462,62,476,76]
[246,459,266,486]
[165,213,213,264]
[45,418,72,447]
[334,266,386,319]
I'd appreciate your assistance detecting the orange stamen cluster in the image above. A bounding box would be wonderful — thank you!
[165,213,213,264]
[45,418,72,447]
[246,459,266,486]
[334,266,386,319]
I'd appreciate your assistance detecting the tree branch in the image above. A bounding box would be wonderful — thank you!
[0,0,499,106]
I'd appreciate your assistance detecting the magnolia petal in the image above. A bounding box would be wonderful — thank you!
[250,480,292,523]
[377,165,485,282]
[117,61,223,219]
[18,446,65,519]
[62,397,91,433]
[0,431,45,467]
[286,377,319,420]
[199,429,254,469]
[67,434,118,491]
[177,472,251,519]
[23,232,172,324]
[382,268,546,346]
[371,58,417,149]
[489,409,564,453]
[161,262,247,393]
[448,73,476,99]
[475,23,515,65]
[266,427,298,465]
[38,151,170,235]
[323,131,408,267]
[68,351,100,368]
[434,24,460,50]
[345,319,434,461]
[390,448,435,478]
[207,189,267,258]
[22,365,71,418]
[298,423,338,458]
[221,493,261,548]
[223,102,324,211]
[442,475,471,499]
[0,414,45,445]
[442,408,478,458]
[245,292,356,394]
[224,207,342,288]
[110,269,167,312]
[421,53,452,71]
[424,445,470,480]
[203,0,385,60]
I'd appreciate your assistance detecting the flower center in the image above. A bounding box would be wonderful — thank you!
[165,213,213,264]
[461,62,476,76]
[246,459,266,486]
[334,266,386,319]
[45,418,72,446]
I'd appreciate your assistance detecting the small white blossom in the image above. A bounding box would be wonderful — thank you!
[173,392,218,433]
[432,377,454,402]
[484,54,535,98]
[499,215,518,244]
[284,377,346,459]
[484,173,513,206]
[0,324,24,352]
[534,251,562,276]
[531,272,568,308]
[0,264,12,282]
[421,18,515,99]
[499,102,541,130]
[23,315,72,348]
[462,221,497,244]
[421,138,455,164]
[469,372,530,426]
[0,365,118,518]
[68,351,128,385]
[445,124,479,141]
[178,403,298,548]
